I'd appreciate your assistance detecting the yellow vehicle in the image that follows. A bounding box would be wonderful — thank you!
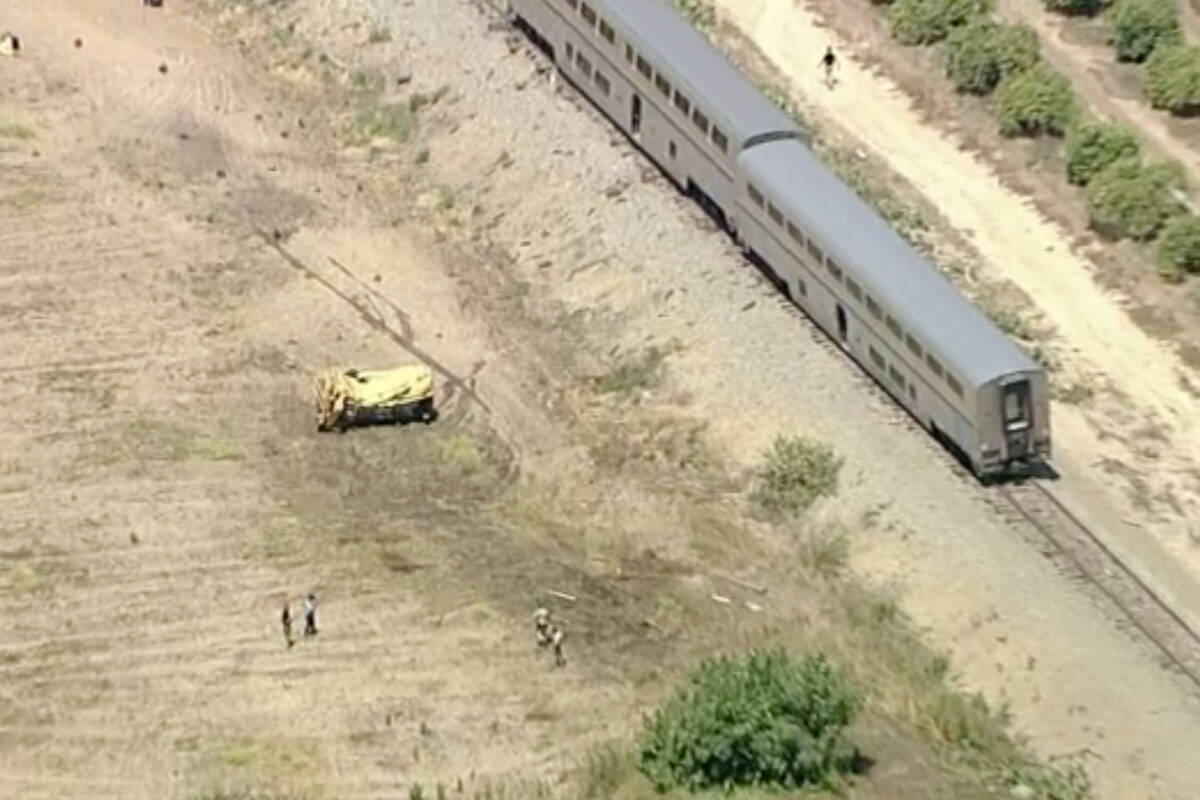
[314,364,437,432]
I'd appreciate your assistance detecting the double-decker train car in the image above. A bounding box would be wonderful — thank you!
[506,0,1051,480]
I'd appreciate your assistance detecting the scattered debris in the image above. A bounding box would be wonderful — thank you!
[143,0,163,7]
[314,364,438,432]
[158,63,168,75]
[744,601,763,613]
[710,593,731,605]
[215,169,226,179]
[0,32,20,57]
[74,38,82,49]
[713,573,767,596]
[545,589,576,602]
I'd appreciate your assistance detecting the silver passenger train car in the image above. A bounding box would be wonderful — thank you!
[506,0,1051,480]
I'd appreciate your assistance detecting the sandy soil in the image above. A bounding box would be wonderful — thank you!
[714,0,1200,644]
[2,1,1200,799]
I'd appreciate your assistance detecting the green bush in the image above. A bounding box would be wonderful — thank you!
[945,19,1040,95]
[750,435,843,515]
[995,65,1077,135]
[637,649,862,792]
[1065,119,1140,184]
[1156,214,1200,277]
[1145,43,1200,114]
[1043,0,1111,13]
[1110,0,1182,63]
[1085,156,1186,239]
[889,0,994,45]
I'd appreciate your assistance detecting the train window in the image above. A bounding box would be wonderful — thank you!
[787,220,804,247]
[865,295,882,320]
[674,90,690,116]
[869,346,885,371]
[599,20,615,43]
[594,69,610,96]
[885,314,901,339]
[909,384,917,402]
[846,277,862,302]
[692,108,709,135]
[580,3,597,26]
[826,258,842,282]
[946,372,964,398]
[712,127,728,153]
[655,73,671,98]
[889,365,905,389]
[636,55,652,80]
[565,42,574,61]
[575,51,592,79]
[668,140,677,159]
[567,0,578,7]
[767,203,784,226]
[797,278,807,297]
[925,353,943,377]
[747,184,764,208]
[905,333,922,360]
[625,43,633,63]
[806,238,823,264]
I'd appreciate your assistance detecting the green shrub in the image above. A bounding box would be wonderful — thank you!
[1065,119,1140,184]
[995,65,1077,135]
[945,19,1040,95]
[1156,214,1200,277]
[1043,0,1111,13]
[1145,42,1200,114]
[889,0,994,45]
[750,435,843,515]
[1110,0,1182,63]
[637,649,862,792]
[1085,156,1186,239]
[673,0,717,33]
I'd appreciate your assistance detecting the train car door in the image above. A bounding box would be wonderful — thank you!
[630,93,642,137]
[836,304,848,345]
[1001,379,1033,459]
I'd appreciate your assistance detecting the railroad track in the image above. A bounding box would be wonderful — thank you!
[1000,480,1200,690]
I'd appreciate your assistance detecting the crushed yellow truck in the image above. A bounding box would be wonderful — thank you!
[314,365,438,432]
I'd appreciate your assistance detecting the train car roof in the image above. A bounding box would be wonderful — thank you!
[739,139,1038,389]
[598,0,801,148]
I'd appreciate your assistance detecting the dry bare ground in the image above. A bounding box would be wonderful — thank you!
[2,1,1200,800]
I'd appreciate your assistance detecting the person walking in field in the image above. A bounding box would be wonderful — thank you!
[303,593,319,637]
[549,624,566,668]
[819,45,839,89]
[533,607,553,648]
[281,601,294,648]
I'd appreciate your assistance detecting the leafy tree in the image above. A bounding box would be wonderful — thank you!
[1085,156,1186,239]
[945,19,1040,94]
[1145,43,1200,114]
[1156,214,1200,278]
[995,65,1077,136]
[1110,0,1182,63]
[638,649,862,792]
[1065,119,1140,184]
[889,0,994,45]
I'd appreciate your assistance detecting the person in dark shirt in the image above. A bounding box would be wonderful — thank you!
[819,46,839,89]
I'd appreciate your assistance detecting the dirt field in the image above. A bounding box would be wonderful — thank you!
[4,1,1200,799]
